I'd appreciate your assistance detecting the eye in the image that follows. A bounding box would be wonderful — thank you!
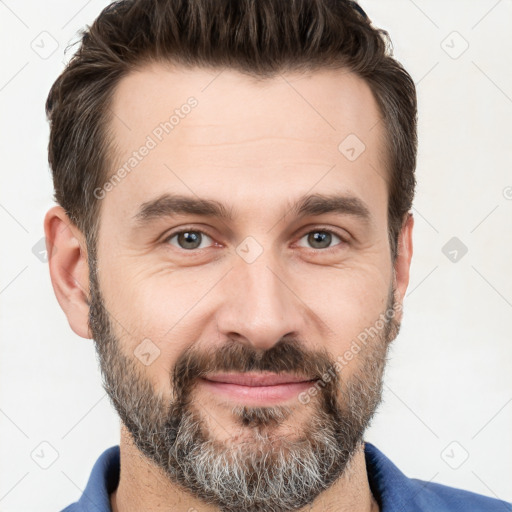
[164,229,215,250]
[296,229,346,250]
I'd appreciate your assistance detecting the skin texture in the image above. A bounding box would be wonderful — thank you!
[45,63,414,512]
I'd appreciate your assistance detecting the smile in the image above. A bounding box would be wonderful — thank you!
[199,373,317,404]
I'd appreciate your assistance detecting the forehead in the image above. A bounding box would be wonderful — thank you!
[103,62,388,228]
[109,62,384,145]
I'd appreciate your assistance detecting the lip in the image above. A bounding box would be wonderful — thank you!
[199,373,317,404]
[203,372,314,386]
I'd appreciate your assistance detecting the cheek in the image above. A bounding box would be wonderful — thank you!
[100,263,218,382]
[292,262,392,357]
[99,252,204,333]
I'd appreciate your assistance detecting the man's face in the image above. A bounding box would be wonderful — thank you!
[89,63,404,511]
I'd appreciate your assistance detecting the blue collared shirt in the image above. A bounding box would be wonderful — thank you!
[61,442,511,511]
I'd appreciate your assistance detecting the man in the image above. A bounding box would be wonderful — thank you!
[43,0,511,511]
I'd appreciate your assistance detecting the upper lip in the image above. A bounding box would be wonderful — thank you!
[202,373,315,386]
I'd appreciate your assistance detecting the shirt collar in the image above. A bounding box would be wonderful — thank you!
[77,445,119,512]
[364,441,426,511]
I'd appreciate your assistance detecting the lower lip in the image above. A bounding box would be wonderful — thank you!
[199,378,315,404]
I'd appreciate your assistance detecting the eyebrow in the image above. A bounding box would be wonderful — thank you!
[132,192,372,226]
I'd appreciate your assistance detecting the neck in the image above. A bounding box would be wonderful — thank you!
[110,426,379,512]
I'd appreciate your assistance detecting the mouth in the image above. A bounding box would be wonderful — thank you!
[199,372,317,404]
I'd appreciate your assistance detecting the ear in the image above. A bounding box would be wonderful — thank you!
[392,212,414,322]
[44,206,92,339]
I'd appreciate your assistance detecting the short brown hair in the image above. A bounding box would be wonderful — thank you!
[46,0,417,259]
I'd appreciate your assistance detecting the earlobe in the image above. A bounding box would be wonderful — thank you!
[392,212,414,315]
[44,206,92,339]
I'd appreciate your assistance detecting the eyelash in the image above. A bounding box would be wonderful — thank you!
[162,226,349,253]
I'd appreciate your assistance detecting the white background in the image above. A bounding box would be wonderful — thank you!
[1,1,511,510]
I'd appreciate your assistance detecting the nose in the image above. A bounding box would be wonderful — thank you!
[214,254,306,352]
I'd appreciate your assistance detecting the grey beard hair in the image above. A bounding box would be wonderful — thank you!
[169,407,348,512]
[88,252,399,512]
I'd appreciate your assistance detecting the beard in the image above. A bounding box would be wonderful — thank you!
[88,257,400,512]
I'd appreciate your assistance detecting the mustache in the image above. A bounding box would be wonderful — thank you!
[171,338,338,397]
